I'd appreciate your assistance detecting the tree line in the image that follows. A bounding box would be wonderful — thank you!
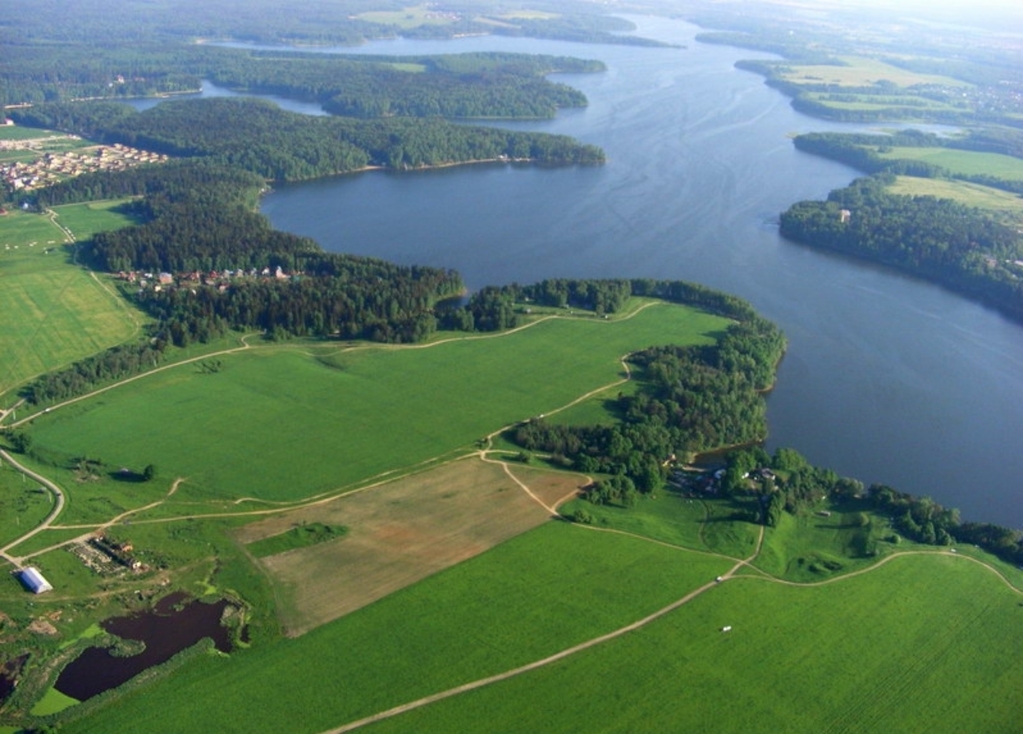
[780,175,1023,324]
[719,446,1023,564]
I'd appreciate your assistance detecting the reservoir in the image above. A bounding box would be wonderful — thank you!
[254,16,1022,529]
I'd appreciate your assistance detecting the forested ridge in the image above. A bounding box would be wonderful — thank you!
[2,0,667,53]
[2,42,602,119]
[780,175,1023,323]
[10,97,604,182]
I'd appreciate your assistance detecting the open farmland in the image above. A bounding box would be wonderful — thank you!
[886,176,1023,221]
[358,553,1023,734]
[25,303,728,507]
[877,147,1023,181]
[245,457,585,635]
[0,210,140,397]
[778,57,969,89]
[56,523,736,734]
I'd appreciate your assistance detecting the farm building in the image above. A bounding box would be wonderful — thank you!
[17,566,53,594]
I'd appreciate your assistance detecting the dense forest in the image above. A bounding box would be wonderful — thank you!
[792,130,1023,194]
[2,0,667,49]
[2,43,602,120]
[0,0,667,106]
[780,175,1023,323]
[10,97,604,182]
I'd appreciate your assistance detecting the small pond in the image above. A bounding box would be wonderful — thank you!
[54,594,235,702]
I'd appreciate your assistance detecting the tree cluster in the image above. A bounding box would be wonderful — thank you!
[867,484,1023,565]
[511,297,785,496]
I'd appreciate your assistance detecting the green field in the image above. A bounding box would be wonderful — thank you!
[57,523,735,733]
[887,176,1023,220]
[780,56,969,89]
[45,516,1023,734]
[245,522,346,558]
[0,462,54,548]
[878,147,1023,181]
[0,209,141,397]
[26,304,728,507]
[359,553,1023,734]
[355,4,458,29]
[51,200,145,241]
[804,92,960,115]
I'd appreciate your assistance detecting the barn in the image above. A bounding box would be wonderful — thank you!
[17,566,53,594]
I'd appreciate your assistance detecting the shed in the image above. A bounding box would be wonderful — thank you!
[18,566,53,594]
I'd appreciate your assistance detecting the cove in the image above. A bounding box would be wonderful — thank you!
[251,17,1023,529]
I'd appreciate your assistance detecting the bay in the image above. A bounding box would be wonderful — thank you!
[250,16,1022,529]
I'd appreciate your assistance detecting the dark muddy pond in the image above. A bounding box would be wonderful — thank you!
[55,594,234,702]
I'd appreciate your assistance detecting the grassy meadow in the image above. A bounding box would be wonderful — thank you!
[886,176,1023,225]
[59,523,735,733]
[0,207,141,397]
[878,147,1023,181]
[360,553,1023,734]
[25,304,728,507]
[779,56,968,89]
[354,4,457,29]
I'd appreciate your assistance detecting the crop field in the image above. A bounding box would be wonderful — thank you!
[0,211,139,397]
[246,457,585,635]
[359,554,1023,734]
[878,147,1023,181]
[26,304,728,505]
[354,4,458,28]
[779,56,969,89]
[887,176,1023,219]
[57,523,735,733]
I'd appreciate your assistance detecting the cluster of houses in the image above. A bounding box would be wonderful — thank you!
[120,265,294,293]
[669,465,777,497]
[1,142,168,193]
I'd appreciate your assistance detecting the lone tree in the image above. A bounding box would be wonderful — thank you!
[142,464,157,481]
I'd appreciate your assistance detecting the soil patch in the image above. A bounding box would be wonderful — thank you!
[242,458,585,636]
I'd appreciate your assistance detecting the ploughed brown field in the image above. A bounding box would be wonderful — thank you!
[235,457,586,636]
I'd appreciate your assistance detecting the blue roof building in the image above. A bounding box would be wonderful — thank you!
[18,566,53,594]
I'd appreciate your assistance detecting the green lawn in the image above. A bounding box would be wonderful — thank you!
[0,208,141,397]
[26,304,729,507]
